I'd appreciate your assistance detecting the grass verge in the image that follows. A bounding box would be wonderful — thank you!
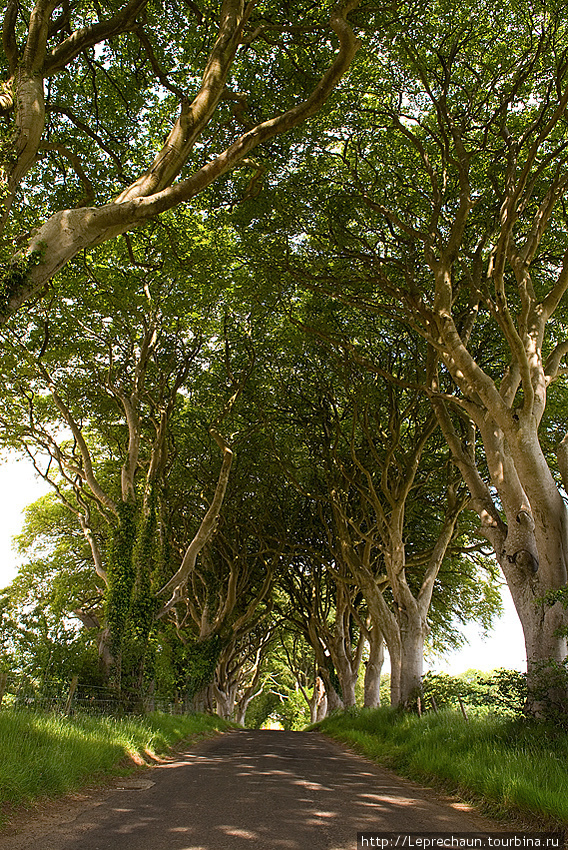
[314,707,568,829]
[0,709,232,811]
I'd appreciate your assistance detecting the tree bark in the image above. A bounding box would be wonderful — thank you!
[307,676,328,723]
[333,654,358,708]
[363,630,384,708]
[214,684,237,720]
[397,615,427,708]
[318,666,343,713]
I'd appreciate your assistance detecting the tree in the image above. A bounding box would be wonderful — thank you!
[0,227,251,700]
[0,494,102,686]
[213,623,272,722]
[250,304,499,706]
[244,0,568,711]
[279,628,328,723]
[0,0,361,320]
[244,627,315,730]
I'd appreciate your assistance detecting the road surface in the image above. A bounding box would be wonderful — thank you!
[0,729,500,850]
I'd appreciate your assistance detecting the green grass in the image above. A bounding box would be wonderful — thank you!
[0,709,232,810]
[314,707,568,828]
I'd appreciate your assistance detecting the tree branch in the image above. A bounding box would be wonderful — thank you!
[157,430,233,610]
[44,0,149,75]
[6,0,361,318]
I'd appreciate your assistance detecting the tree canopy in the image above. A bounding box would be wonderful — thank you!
[0,0,361,318]
[1,0,567,720]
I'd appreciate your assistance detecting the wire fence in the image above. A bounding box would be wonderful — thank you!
[0,672,193,717]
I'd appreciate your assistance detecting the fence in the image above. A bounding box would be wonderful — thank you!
[0,672,193,716]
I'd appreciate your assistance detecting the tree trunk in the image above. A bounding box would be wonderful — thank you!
[361,584,402,707]
[333,655,358,707]
[214,684,236,721]
[364,632,384,708]
[191,685,214,714]
[309,676,328,723]
[319,667,343,712]
[322,625,362,708]
[235,704,247,727]
[503,567,567,714]
[97,626,114,680]
[398,616,426,708]
[387,643,402,707]
[235,686,263,727]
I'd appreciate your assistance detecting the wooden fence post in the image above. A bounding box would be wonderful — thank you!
[0,671,8,707]
[65,675,79,715]
[458,695,469,722]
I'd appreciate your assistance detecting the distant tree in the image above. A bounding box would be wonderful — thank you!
[422,669,527,717]
[279,629,328,724]
[254,314,500,707]
[0,495,101,685]
[244,630,314,730]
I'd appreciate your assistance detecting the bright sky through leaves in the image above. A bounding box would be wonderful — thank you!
[0,454,526,675]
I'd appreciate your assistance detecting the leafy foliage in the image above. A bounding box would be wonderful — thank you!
[106,502,138,657]
[184,636,224,700]
[6,0,568,721]
[422,669,527,717]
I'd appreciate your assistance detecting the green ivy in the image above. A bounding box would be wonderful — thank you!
[0,248,45,319]
[326,658,342,700]
[130,496,158,646]
[543,585,568,638]
[104,495,166,709]
[185,635,223,699]
[105,501,137,656]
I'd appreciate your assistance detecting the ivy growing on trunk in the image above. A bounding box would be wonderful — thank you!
[105,501,137,672]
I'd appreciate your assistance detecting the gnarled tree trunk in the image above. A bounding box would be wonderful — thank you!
[363,629,384,708]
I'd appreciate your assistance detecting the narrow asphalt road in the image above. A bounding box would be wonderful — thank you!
[1,730,499,850]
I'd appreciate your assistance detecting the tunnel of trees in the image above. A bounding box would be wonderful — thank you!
[1,0,568,722]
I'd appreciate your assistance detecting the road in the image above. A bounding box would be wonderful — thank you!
[0,729,499,850]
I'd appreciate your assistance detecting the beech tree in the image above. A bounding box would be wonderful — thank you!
[279,629,329,723]
[277,547,357,711]
[0,226,250,699]
[213,624,272,722]
[162,450,279,710]
[260,0,568,708]
[0,0,361,320]
[0,495,101,684]
[328,400,469,707]
[248,308,499,707]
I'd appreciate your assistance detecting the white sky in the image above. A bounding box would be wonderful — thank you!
[0,455,51,584]
[0,454,527,676]
[428,587,526,675]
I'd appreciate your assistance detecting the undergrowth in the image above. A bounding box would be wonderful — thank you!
[0,709,231,811]
[313,707,568,828]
